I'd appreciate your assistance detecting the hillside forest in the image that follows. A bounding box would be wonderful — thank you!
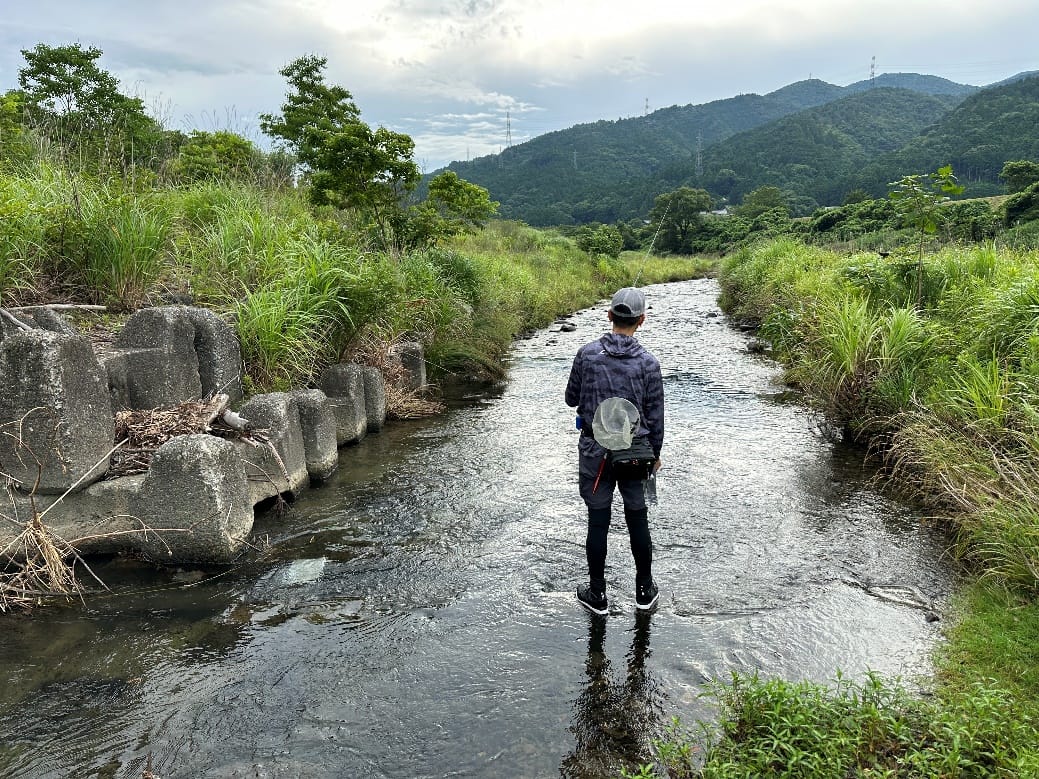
[439,71,1039,249]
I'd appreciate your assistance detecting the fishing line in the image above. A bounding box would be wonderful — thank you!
[633,194,672,288]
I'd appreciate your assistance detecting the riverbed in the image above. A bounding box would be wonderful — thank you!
[0,278,955,778]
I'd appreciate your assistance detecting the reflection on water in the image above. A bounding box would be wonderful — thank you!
[0,279,955,778]
[562,613,661,778]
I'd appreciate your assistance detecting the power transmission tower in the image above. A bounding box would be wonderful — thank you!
[573,150,578,170]
[505,111,512,148]
[870,55,876,88]
[644,97,649,116]
[695,130,703,179]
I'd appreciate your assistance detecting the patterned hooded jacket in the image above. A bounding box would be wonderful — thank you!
[565,332,664,458]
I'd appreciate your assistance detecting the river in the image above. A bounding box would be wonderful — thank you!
[0,278,954,778]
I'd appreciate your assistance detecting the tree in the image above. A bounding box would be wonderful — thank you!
[170,130,258,183]
[424,170,499,233]
[736,186,787,220]
[575,224,623,258]
[999,160,1039,194]
[261,55,419,251]
[18,43,162,171]
[395,171,499,250]
[711,168,738,200]
[888,164,965,307]
[0,89,33,164]
[1004,181,1039,226]
[842,188,870,205]
[648,187,713,254]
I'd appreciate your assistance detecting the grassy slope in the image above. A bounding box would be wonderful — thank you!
[660,238,1039,778]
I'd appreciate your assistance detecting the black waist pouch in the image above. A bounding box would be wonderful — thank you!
[608,435,656,481]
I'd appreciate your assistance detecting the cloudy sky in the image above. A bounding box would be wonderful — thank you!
[2,1,1036,171]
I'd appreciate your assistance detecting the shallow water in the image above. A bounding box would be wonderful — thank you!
[0,279,955,778]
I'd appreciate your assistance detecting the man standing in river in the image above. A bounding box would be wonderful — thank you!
[565,287,664,615]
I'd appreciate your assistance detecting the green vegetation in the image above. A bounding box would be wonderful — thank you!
[0,44,703,400]
[650,236,1039,777]
[436,73,1039,229]
[624,672,1038,778]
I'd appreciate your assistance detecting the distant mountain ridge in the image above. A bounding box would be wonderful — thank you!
[434,71,1039,225]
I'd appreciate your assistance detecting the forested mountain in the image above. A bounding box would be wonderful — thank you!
[433,72,1039,226]
[843,72,977,97]
[434,73,976,225]
[850,74,1039,197]
[686,88,962,210]
[440,81,849,225]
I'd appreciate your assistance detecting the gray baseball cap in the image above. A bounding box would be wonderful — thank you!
[610,287,646,318]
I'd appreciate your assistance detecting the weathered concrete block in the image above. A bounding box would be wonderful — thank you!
[5,435,256,564]
[233,392,309,504]
[0,331,114,494]
[318,363,367,445]
[290,389,338,481]
[361,366,387,433]
[109,308,201,409]
[390,341,426,391]
[106,305,243,410]
[0,307,78,340]
[182,307,243,404]
[131,435,255,562]
[104,346,202,411]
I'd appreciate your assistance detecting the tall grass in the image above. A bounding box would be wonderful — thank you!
[722,239,1039,590]
[1,164,705,394]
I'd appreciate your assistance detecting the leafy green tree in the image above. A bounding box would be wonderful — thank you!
[575,224,623,258]
[395,171,499,250]
[736,186,787,220]
[261,55,419,250]
[999,160,1039,194]
[711,168,738,200]
[888,164,965,307]
[259,55,360,148]
[648,187,713,254]
[842,188,870,205]
[425,170,499,233]
[17,43,163,171]
[170,130,258,183]
[1004,181,1039,225]
[0,89,33,164]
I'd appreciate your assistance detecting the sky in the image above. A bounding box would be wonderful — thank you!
[2,0,1037,172]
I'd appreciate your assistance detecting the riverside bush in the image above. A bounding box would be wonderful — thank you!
[709,236,1039,776]
[0,162,705,392]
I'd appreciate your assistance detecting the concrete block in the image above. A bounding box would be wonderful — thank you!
[104,346,202,411]
[390,341,426,391]
[233,392,309,504]
[131,434,255,562]
[6,435,256,564]
[0,331,114,494]
[182,307,243,403]
[290,389,338,481]
[110,308,202,409]
[318,363,367,445]
[0,307,78,340]
[361,365,387,433]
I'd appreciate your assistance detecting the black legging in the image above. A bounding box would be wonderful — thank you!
[586,505,652,590]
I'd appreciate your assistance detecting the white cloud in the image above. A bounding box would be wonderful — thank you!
[2,0,1037,168]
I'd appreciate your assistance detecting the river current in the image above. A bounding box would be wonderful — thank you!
[0,278,954,778]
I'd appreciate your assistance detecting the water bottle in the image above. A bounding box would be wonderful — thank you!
[643,472,658,505]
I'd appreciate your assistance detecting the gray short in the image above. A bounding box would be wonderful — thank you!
[578,450,647,510]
